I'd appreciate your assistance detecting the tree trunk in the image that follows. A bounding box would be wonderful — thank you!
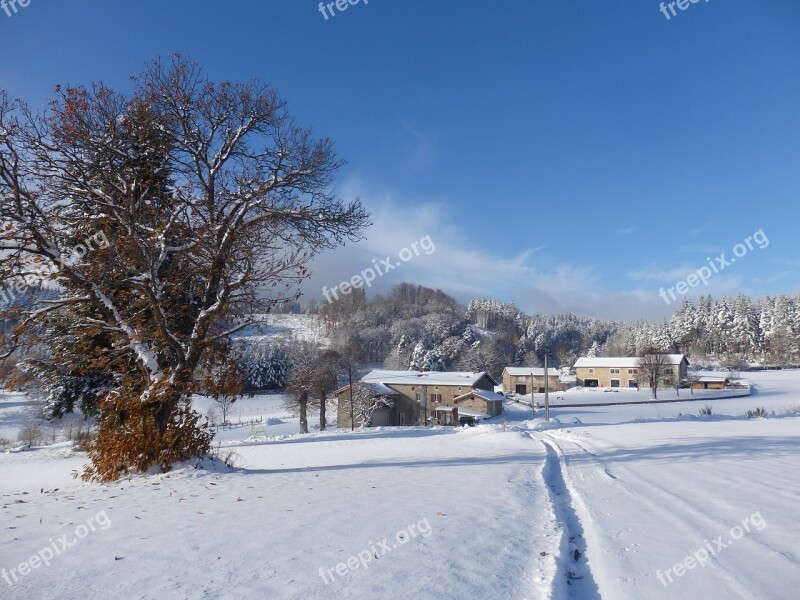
[319,392,327,431]
[299,392,309,434]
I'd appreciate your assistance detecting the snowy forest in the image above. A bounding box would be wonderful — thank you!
[230,284,800,391]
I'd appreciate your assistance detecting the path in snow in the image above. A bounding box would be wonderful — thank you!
[537,422,800,599]
[535,434,601,600]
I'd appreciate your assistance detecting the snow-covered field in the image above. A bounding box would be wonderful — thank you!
[233,313,327,347]
[515,383,751,408]
[1,370,799,599]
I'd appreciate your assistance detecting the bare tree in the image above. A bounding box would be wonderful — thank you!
[285,342,319,434]
[636,351,672,400]
[685,370,701,396]
[312,349,340,431]
[333,333,366,431]
[348,383,394,428]
[0,56,369,479]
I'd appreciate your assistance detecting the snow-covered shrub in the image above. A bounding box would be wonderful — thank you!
[17,421,45,447]
[746,406,768,418]
[72,429,93,452]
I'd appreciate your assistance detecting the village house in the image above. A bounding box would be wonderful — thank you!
[501,367,570,394]
[335,370,500,428]
[452,389,505,418]
[573,354,689,388]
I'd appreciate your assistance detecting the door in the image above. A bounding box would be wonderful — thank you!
[371,409,390,426]
[515,384,527,394]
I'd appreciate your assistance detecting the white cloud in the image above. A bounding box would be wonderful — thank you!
[298,180,735,321]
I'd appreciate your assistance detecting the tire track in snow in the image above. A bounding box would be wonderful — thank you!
[598,451,800,570]
[532,432,602,599]
[539,431,762,599]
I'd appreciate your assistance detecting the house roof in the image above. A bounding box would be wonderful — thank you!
[361,370,496,388]
[453,389,507,403]
[503,367,560,377]
[695,376,730,382]
[456,408,491,418]
[333,381,398,396]
[573,354,687,369]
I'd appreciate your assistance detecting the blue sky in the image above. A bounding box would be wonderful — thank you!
[2,0,799,320]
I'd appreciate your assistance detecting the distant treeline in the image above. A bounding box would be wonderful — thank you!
[308,285,800,377]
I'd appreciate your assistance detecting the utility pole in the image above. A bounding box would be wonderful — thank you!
[530,371,535,419]
[348,363,355,431]
[544,354,550,421]
[422,384,428,426]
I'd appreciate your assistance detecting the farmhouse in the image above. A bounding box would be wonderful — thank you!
[335,370,499,428]
[573,354,689,388]
[452,389,505,418]
[501,367,570,394]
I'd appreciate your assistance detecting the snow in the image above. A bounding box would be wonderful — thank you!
[453,407,490,418]
[361,370,492,387]
[454,389,507,403]
[233,313,327,347]
[548,385,751,407]
[1,370,799,598]
[504,367,560,377]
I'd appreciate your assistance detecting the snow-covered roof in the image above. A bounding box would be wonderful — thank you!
[454,389,506,403]
[362,382,398,395]
[455,408,491,418]
[333,381,397,396]
[362,370,494,387]
[695,376,730,382]
[503,367,560,377]
[574,354,687,369]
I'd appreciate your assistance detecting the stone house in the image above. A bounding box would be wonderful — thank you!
[335,370,499,428]
[573,354,689,388]
[501,367,569,394]
[452,389,505,417]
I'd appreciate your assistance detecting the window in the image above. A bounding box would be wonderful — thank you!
[665,368,674,375]
[415,392,422,403]
[515,384,527,395]
[610,379,620,388]
[431,394,442,403]
[588,368,594,373]
[610,368,620,374]
[628,369,637,374]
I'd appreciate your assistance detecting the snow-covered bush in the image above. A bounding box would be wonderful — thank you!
[746,406,768,418]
